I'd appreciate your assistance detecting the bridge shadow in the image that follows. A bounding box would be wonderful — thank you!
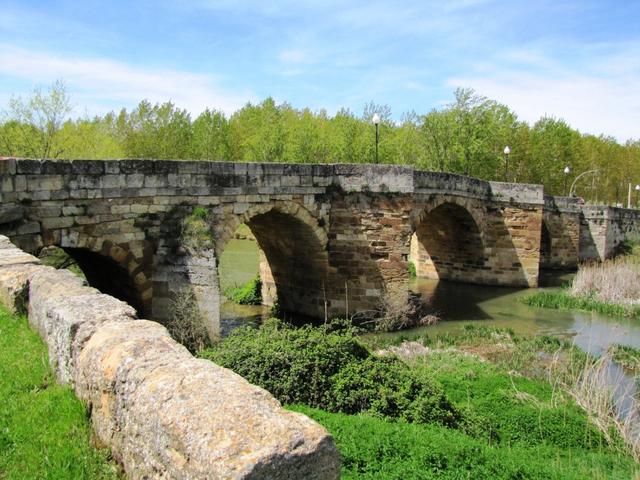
[38,245,145,315]
[411,199,531,288]
[410,278,522,321]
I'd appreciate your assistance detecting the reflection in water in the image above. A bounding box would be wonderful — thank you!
[402,276,640,356]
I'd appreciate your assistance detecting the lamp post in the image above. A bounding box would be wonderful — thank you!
[503,145,511,181]
[372,113,380,164]
[563,166,570,196]
[569,169,598,198]
[635,184,640,208]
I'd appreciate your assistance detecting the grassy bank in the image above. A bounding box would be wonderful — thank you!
[291,406,635,480]
[523,289,640,318]
[524,248,640,318]
[0,305,120,479]
[201,321,638,478]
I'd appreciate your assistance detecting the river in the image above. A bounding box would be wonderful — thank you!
[220,239,640,355]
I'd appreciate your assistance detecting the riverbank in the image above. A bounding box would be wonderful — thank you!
[524,247,640,319]
[0,305,120,479]
[199,320,638,478]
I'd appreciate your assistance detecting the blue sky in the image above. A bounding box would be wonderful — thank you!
[1,0,639,140]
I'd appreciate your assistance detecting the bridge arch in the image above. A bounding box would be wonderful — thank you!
[217,201,330,320]
[45,231,151,315]
[410,198,487,283]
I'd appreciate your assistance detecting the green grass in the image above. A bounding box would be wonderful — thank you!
[610,344,640,372]
[290,405,637,480]
[0,305,120,479]
[223,275,262,305]
[522,289,640,318]
[418,350,609,450]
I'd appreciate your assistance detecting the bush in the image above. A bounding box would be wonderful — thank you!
[201,319,369,407]
[224,275,262,305]
[330,356,461,427]
[199,319,462,427]
[166,288,212,353]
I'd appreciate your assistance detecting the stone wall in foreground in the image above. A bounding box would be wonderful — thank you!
[0,235,340,480]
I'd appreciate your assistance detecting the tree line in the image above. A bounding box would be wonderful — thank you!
[1,80,639,204]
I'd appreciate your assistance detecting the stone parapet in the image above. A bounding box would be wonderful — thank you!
[0,234,340,479]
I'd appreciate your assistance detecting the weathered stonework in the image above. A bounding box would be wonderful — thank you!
[1,159,547,334]
[0,235,341,479]
[541,196,581,269]
[580,205,640,261]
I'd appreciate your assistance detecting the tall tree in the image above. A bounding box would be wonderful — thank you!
[0,79,72,159]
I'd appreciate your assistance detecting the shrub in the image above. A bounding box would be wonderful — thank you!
[330,356,462,426]
[224,275,262,305]
[201,319,370,407]
[199,319,462,427]
[165,288,212,353]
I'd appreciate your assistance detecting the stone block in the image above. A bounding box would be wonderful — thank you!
[71,160,105,175]
[41,216,75,229]
[104,160,121,174]
[75,320,340,479]
[0,204,24,224]
[16,159,42,174]
[27,175,64,191]
[120,159,154,174]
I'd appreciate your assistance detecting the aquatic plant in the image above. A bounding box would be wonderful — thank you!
[224,275,262,305]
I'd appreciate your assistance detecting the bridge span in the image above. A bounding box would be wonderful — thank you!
[0,159,637,335]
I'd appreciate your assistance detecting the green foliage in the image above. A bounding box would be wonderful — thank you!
[1,79,72,159]
[2,81,640,204]
[191,206,208,220]
[181,207,214,249]
[522,289,640,318]
[199,320,463,426]
[330,356,461,426]
[610,344,640,371]
[121,100,192,159]
[224,275,262,305]
[291,405,637,480]
[0,305,120,479]
[407,261,417,278]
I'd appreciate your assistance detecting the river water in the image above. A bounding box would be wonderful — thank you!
[220,239,640,354]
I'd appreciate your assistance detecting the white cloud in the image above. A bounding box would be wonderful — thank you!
[448,45,640,142]
[0,45,255,116]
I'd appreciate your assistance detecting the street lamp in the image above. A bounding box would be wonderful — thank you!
[503,146,511,181]
[563,166,570,196]
[569,169,598,198]
[635,184,640,208]
[372,113,381,164]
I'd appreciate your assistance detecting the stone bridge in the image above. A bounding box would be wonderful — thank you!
[0,158,637,335]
